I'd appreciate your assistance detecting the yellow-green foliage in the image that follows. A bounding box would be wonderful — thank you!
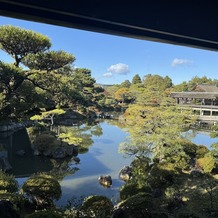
[30,109,66,121]
[0,171,18,193]
[0,93,5,110]
[27,126,46,144]
[41,109,66,117]
[21,173,61,204]
[197,156,215,173]
[158,162,179,173]
[30,115,42,121]
[58,132,82,145]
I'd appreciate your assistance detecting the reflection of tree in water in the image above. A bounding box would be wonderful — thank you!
[106,119,127,130]
[59,121,103,154]
[24,122,103,181]
[48,159,79,181]
[46,122,104,179]
[90,124,103,137]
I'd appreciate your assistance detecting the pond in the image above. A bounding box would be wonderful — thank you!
[183,129,218,149]
[1,120,132,206]
[1,120,218,207]
[56,121,132,206]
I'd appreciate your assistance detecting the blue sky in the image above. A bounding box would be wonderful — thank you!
[0,15,218,85]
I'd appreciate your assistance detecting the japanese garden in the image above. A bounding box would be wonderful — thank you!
[0,25,218,218]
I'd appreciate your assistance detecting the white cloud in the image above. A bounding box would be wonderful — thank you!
[171,58,193,67]
[107,63,130,75]
[103,72,113,77]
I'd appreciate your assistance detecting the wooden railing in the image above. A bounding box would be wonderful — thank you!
[177,104,218,121]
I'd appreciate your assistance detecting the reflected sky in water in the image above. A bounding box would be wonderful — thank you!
[12,122,218,207]
[190,130,218,148]
[56,121,132,206]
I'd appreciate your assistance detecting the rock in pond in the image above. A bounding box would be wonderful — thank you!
[119,166,132,181]
[98,175,112,187]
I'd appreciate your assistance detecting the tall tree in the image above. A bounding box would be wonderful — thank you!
[0,25,51,67]
[173,81,188,92]
[187,76,214,90]
[0,25,76,118]
[143,74,172,91]
[71,68,96,106]
[120,104,196,162]
[114,87,132,104]
[132,74,142,84]
[120,79,131,88]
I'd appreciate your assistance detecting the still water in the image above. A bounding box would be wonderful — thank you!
[3,121,132,206]
[56,121,132,206]
[191,131,217,148]
[1,121,218,206]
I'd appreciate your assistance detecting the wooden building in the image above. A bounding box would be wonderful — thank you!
[171,84,218,106]
[170,84,218,122]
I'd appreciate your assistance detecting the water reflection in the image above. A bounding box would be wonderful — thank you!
[3,120,217,206]
[57,121,132,206]
[190,130,218,148]
[0,120,132,205]
[0,128,53,176]
[0,121,103,177]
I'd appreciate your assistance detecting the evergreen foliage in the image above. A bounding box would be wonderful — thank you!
[0,171,18,193]
[21,173,61,207]
[1,24,218,217]
[132,74,142,84]
[0,25,97,119]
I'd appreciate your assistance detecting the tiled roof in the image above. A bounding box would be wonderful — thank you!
[171,85,218,99]
[192,84,218,92]
[170,92,218,99]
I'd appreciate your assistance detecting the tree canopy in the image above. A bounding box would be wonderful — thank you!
[132,74,142,84]
[0,25,97,119]
[21,173,61,207]
[0,25,51,67]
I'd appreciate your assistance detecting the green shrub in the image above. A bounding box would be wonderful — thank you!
[120,182,152,201]
[0,170,18,193]
[21,173,61,207]
[196,145,209,158]
[33,133,59,153]
[116,193,153,217]
[129,157,150,187]
[81,195,113,218]
[197,156,215,173]
[0,191,27,210]
[27,125,47,143]
[182,140,198,157]
[25,210,62,218]
[149,162,178,188]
